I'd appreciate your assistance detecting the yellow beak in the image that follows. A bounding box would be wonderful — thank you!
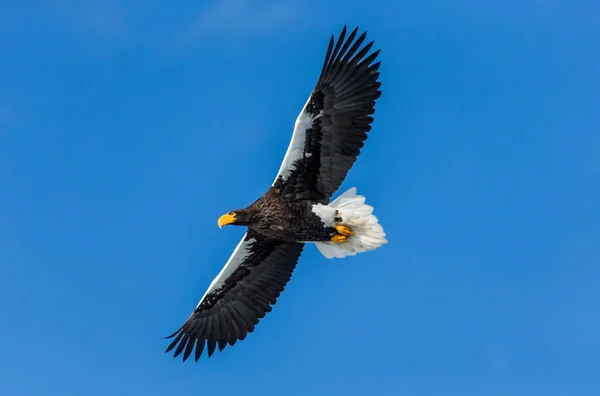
[218,213,236,228]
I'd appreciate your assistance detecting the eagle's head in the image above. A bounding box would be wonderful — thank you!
[217,209,254,228]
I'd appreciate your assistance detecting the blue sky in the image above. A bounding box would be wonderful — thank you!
[1,1,599,395]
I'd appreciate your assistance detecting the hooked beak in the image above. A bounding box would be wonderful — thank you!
[218,213,236,228]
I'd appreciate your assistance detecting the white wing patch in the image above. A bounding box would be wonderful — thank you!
[311,203,336,227]
[273,95,321,184]
[196,234,256,307]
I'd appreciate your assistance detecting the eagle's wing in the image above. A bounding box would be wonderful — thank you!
[273,26,382,203]
[165,230,304,361]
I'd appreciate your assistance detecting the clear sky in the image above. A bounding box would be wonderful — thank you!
[1,1,599,395]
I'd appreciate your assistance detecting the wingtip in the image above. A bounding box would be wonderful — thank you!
[165,339,178,353]
[164,327,182,339]
[207,339,217,357]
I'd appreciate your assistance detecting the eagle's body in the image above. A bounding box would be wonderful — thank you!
[166,26,387,362]
[226,187,338,242]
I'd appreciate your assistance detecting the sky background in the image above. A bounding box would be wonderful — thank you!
[1,1,599,395]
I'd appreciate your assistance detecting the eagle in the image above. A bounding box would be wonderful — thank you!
[165,26,387,361]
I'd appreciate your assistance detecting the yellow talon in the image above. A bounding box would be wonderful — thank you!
[331,234,348,243]
[331,225,353,243]
[334,225,353,237]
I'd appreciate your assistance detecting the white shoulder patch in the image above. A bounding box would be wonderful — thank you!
[197,235,256,307]
[272,95,321,184]
[311,203,336,227]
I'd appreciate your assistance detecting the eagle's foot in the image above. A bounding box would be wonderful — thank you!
[335,225,353,237]
[331,234,348,243]
[331,225,353,243]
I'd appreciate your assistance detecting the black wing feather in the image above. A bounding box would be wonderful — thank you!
[165,230,304,361]
[275,26,382,202]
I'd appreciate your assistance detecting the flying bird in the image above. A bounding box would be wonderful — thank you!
[166,26,386,361]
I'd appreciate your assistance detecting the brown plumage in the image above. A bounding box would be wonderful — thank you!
[224,187,338,242]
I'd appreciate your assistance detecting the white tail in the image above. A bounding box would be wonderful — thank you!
[315,187,387,259]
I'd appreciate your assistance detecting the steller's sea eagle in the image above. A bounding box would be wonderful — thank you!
[166,26,387,361]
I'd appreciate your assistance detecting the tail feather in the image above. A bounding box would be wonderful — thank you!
[315,187,387,259]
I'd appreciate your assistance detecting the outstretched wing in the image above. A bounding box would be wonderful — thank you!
[165,230,304,361]
[273,26,382,203]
